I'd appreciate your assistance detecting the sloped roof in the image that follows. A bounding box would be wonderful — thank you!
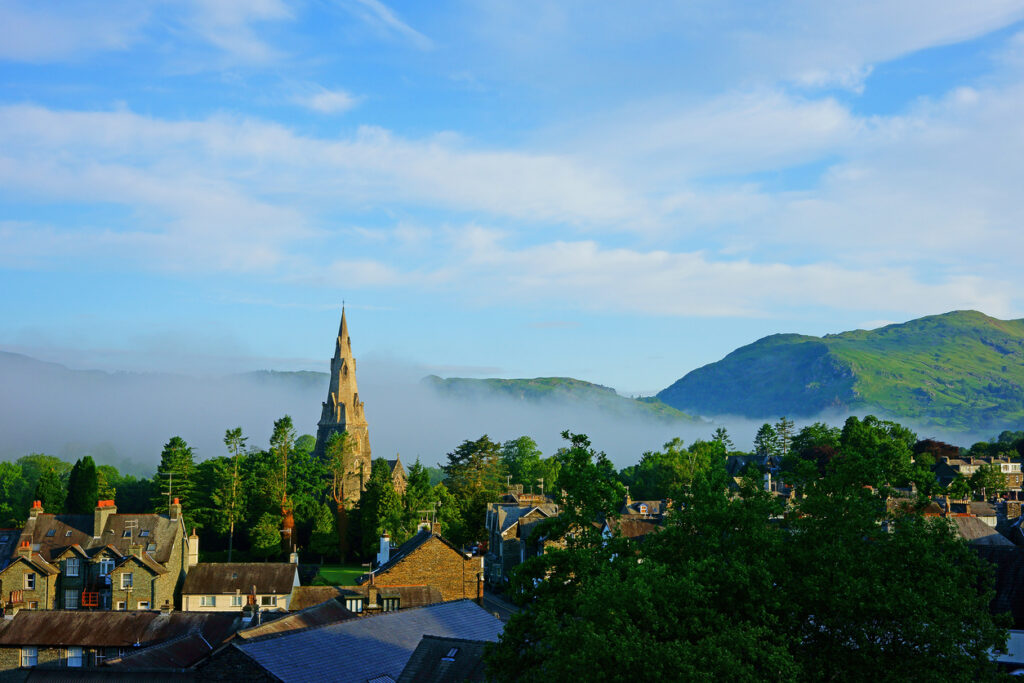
[359,531,468,583]
[106,632,217,670]
[16,512,181,564]
[237,598,357,641]
[397,635,490,683]
[603,517,662,539]
[952,516,1014,546]
[1,553,60,578]
[289,585,443,612]
[235,599,504,683]
[0,611,237,648]
[181,563,297,595]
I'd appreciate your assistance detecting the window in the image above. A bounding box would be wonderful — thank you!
[345,597,363,613]
[260,595,277,606]
[21,646,37,667]
[122,530,131,538]
[64,588,79,610]
[442,647,459,662]
[66,646,83,667]
[116,601,126,611]
[381,597,400,612]
[139,530,149,537]
[638,504,648,515]
[65,530,72,537]
[137,601,150,610]
[27,601,38,610]
[66,557,80,577]
[200,595,216,607]
[95,651,106,665]
[121,573,132,589]
[45,529,55,537]
[146,543,156,552]
[24,573,35,590]
[99,559,114,575]
[231,595,243,607]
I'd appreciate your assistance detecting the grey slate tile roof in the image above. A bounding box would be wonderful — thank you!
[16,512,181,564]
[181,562,298,595]
[397,635,490,683]
[235,599,504,683]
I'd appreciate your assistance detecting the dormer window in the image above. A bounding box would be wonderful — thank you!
[65,531,72,537]
[639,504,648,515]
[139,530,150,537]
[147,544,156,552]
[122,531,131,538]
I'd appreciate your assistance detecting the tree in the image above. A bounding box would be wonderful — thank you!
[152,436,195,514]
[64,456,98,514]
[309,502,338,563]
[753,423,780,461]
[443,435,507,546]
[487,430,1008,681]
[501,437,545,491]
[224,427,247,562]
[250,512,282,560]
[269,416,296,505]
[325,431,357,560]
[0,463,26,526]
[711,426,734,452]
[971,464,1007,499]
[33,467,65,513]
[360,459,404,557]
[790,422,841,457]
[774,416,795,456]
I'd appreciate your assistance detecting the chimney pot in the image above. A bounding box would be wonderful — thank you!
[173,498,179,505]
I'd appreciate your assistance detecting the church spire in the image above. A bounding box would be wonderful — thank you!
[336,304,350,358]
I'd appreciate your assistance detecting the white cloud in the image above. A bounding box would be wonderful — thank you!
[345,0,432,50]
[0,2,150,62]
[295,88,360,114]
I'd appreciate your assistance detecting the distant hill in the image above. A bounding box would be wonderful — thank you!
[657,310,1024,432]
[423,375,700,423]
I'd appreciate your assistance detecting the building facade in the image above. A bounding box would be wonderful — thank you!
[313,307,373,508]
[0,499,193,614]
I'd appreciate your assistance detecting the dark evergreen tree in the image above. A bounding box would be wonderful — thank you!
[64,456,98,514]
[151,436,195,514]
[359,458,403,557]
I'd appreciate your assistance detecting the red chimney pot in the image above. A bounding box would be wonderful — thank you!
[173,498,179,505]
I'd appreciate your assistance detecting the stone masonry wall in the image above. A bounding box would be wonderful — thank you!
[0,563,55,610]
[374,536,482,601]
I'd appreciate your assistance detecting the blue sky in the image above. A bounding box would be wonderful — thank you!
[3,1,1024,394]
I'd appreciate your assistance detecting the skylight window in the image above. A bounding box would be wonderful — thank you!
[45,529,55,537]
[139,530,149,537]
[65,531,72,537]
[122,530,131,538]
[147,543,156,552]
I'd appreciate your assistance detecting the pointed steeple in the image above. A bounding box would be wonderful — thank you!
[335,305,350,359]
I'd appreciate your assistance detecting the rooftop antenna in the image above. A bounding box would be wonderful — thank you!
[158,471,175,511]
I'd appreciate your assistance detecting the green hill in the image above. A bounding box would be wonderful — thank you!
[657,310,1024,432]
[423,375,700,423]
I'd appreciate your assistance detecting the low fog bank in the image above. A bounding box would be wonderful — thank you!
[0,351,1003,475]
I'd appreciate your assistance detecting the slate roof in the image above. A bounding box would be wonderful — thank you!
[952,516,1014,546]
[235,599,504,683]
[397,635,490,683]
[289,585,443,612]
[106,631,218,670]
[603,517,662,539]
[237,598,357,640]
[496,505,556,535]
[0,529,20,571]
[16,512,181,564]
[0,611,237,648]
[621,500,663,516]
[181,563,298,595]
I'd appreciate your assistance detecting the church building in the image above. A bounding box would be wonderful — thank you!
[314,307,373,507]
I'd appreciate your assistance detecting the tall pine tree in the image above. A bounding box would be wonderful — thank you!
[151,436,195,514]
[64,456,98,514]
[360,458,403,558]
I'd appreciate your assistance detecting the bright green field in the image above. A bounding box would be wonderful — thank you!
[315,565,367,585]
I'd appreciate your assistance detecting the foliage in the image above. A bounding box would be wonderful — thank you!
[64,456,98,514]
[488,426,1009,682]
[151,436,195,514]
[971,464,1008,497]
[359,459,404,556]
[753,423,780,459]
[443,435,507,546]
[711,426,734,451]
[620,437,723,501]
[269,415,296,504]
[309,502,338,562]
[250,512,282,559]
[0,463,26,527]
[33,467,65,513]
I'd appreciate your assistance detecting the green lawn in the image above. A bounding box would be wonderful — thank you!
[315,565,367,585]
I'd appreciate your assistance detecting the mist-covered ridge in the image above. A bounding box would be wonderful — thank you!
[657,310,1024,432]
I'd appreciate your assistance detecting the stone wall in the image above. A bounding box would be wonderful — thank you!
[374,536,482,602]
[0,562,56,610]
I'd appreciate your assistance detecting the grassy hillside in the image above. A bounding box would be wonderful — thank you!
[423,375,700,423]
[657,310,1024,432]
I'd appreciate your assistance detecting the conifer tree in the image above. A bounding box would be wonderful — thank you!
[64,456,98,514]
[360,458,403,557]
[151,436,195,514]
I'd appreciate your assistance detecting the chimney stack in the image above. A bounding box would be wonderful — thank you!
[431,521,442,536]
[28,500,43,519]
[17,541,31,558]
[169,498,182,521]
[188,528,199,568]
[377,532,391,568]
[94,500,116,537]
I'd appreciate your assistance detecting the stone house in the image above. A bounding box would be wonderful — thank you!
[181,562,300,612]
[933,456,1024,490]
[0,609,237,672]
[484,499,558,586]
[360,525,483,602]
[0,498,194,614]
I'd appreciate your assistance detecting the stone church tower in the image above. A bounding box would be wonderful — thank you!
[314,307,372,506]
